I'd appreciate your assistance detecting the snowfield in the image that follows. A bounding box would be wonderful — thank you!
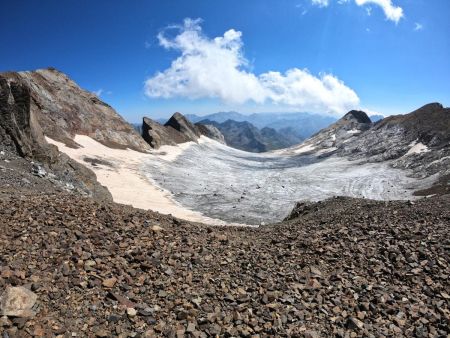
[145,137,433,225]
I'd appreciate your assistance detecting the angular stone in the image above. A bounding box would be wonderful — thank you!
[0,286,37,318]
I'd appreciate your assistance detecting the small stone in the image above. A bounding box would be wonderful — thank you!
[95,329,109,337]
[186,322,196,333]
[0,286,38,318]
[127,308,137,317]
[151,225,163,232]
[347,317,364,330]
[102,277,117,288]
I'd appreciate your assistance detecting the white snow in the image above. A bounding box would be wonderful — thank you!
[46,135,434,226]
[45,135,244,226]
[405,142,429,156]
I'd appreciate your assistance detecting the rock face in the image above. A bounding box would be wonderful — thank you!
[0,71,112,201]
[165,112,201,143]
[142,117,177,149]
[298,110,373,152]
[141,113,226,148]
[1,68,150,152]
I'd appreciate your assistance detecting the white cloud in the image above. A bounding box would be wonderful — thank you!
[311,0,329,7]
[94,89,104,97]
[414,22,423,31]
[354,0,403,23]
[145,19,359,116]
[312,0,403,23]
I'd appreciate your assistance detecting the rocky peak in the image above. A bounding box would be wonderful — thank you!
[165,112,201,141]
[342,110,372,124]
[142,113,226,149]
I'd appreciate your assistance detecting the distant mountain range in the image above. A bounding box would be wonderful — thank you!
[186,111,337,140]
[198,119,301,152]
[140,111,384,153]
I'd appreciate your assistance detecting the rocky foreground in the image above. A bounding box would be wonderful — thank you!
[0,186,448,337]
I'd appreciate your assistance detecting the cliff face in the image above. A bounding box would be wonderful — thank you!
[2,68,150,152]
[0,72,113,201]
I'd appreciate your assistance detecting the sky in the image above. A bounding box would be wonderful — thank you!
[0,0,449,121]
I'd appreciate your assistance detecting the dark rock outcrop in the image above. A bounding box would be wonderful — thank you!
[1,68,150,152]
[0,73,112,201]
[164,112,201,143]
[142,117,177,149]
[141,113,226,149]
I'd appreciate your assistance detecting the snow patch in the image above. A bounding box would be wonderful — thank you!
[405,142,429,156]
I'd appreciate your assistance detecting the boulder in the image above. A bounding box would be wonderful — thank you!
[0,286,38,318]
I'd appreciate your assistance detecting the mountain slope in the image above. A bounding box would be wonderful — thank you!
[2,68,149,152]
[0,71,112,201]
[1,186,448,336]
[198,119,302,152]
[286,103,450,192]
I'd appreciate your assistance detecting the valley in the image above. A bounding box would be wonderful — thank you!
[145,137,431,224]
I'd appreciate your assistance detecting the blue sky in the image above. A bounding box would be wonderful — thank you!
[0,0,449,121]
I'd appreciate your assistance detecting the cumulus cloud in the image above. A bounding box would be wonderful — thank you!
[311,0,403,23]
[145,19,359,116]
[354,0,403,23]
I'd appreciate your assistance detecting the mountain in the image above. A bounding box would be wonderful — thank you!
[2,68,149,152]
[1,69,449,336]
[185,111,337,139]
[198,119,301,152]
[0,69,120,201]
[286,103,450,194]
[141,113,225,148]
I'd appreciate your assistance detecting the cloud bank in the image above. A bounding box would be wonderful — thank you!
[312,0,403,23]
[145,19,359,116]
